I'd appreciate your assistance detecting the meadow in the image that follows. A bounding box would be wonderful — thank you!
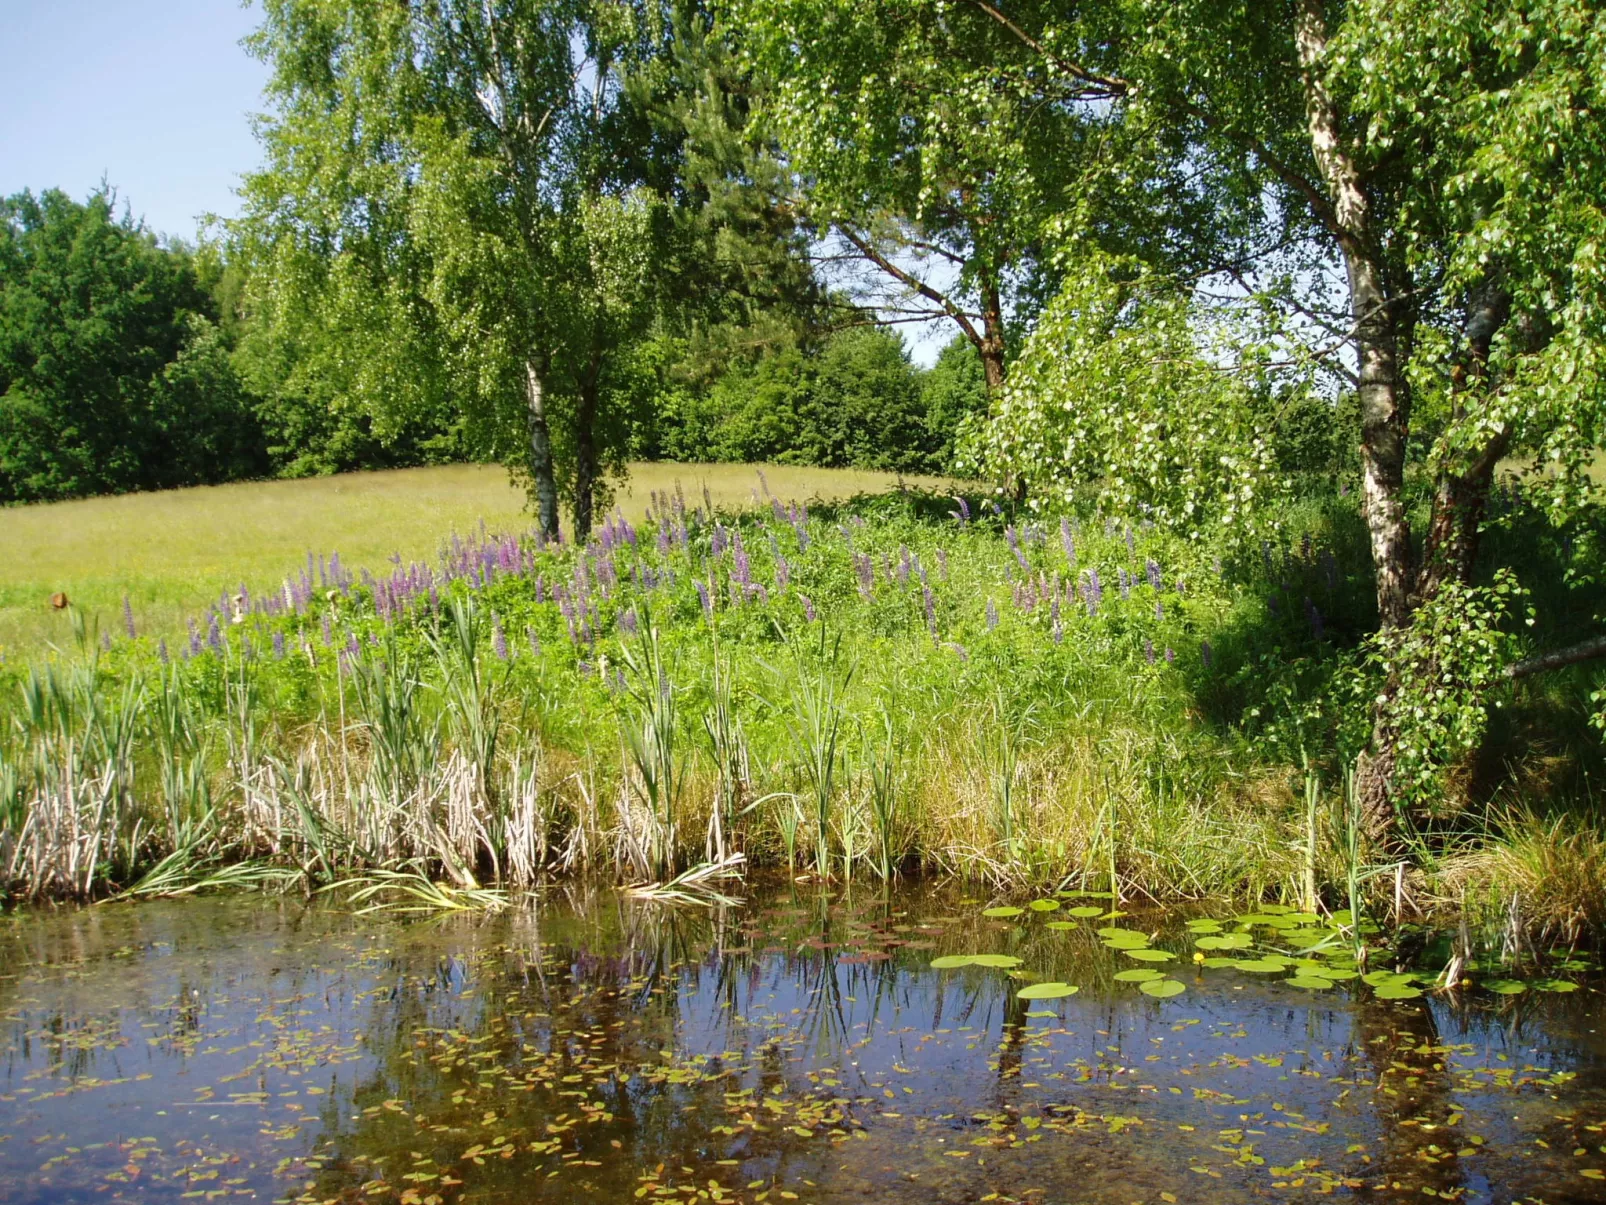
[0,462,950,659]
[2,460,1602,974]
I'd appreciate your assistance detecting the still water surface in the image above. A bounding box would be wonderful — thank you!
[1,881,1603,1204]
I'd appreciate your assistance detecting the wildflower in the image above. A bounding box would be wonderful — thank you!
[1005,526,1031,573]
[493,614,509,660]
[527,626,542,657]
[1145,559,1162,591]
[923,585,937,637]
[695,578,713,619]
[208,615,223,652]
[854,553,875,601]
[321,613,333,647]
[775,553,790,593]
[801,594,817,622]
[273,631,286,660]
[950,496,971,526]
[1118,567,1131,600]
[936,547,949,580]
[122,595,136,640]
[1145,638,1156,664]
[157,638,169,665]
[1164,646,1175,664]
[1155,599,1164,622]
[1060,516,1075,566]
[619,607,638,637]
[986,598,999,631]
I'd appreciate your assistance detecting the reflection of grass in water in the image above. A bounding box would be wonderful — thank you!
[0,461,953,655]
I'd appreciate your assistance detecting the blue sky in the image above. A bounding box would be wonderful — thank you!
[0,0,269,241]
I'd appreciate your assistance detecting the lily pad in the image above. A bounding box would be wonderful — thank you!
[1139,979,1186,998]
[1066,906,1105,918]
[1017,981,1079,1000]
[1284,974,1335,990]
[1096,927,1150,947]
[1044,920,1078,931]
[1311,967,1359,981]
[1124,948,1176,963]
[1483,978,1528,995]
[1194,933,1253,951]
[930,954,1024,970]
[1201,956,1240,968]
[1028,898,1061,912]
[930,955,975,969]
[1232,959,1288,973]
[1113,968,1166,983]
[982,906,1024,919]
[1184,919,1224,933]
[1373,982,1423,1000]
[1532,978,1580,993]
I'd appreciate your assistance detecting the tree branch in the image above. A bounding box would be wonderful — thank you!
[960,0,1131,97]
[1505,636,1606,680]
[835,224,985,348]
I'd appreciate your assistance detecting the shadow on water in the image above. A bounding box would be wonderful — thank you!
[0,879,1603,1204]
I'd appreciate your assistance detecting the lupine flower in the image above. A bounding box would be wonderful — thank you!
[1005,526,1031,572]
[775,552,790,592]
[158,638,170,665]
[986,598,999,631]
[1145,559,1162,590]
[950,496,971,526]
[493,615,509,659]
[1164,646,1175,664]
[936,547,948,580]
[527,627,542,657]
[1155,599,1165,622]
[1145,638,1156,664]
[801,594,817,622]
[1125,526,1135,556]
[695,578,713,619]
[923,585,937,637]
[1118,567,1131,600]
[897,546,912,587]
[1060,516,1075,566]
[122,595,136,640]
[273,631,286,660]
[947,642,969,661]
[208,615,223,652]
[321,613,333,647]
[854,553,875,600]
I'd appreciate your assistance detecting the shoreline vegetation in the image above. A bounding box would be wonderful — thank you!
[1,468,1601,971]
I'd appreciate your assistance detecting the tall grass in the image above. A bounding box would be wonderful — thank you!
[0,471,1597,941]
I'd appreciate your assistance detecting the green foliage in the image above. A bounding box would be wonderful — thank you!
[0,188,265,502]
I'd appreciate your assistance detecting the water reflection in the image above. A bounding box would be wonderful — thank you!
[0,881,1602,1204]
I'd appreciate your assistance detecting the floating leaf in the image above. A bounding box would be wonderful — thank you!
[1066,906,1104,918]
[969,954,1024,968]
[1194,933,1252,950]
[982,906,1024,919]
[1184,919,1224,933]
[1113,968,1166,983]
[1124,948,1175,962]
[1373,982,1423,1000]
[1044,920,1078,931]
[1232,959,1288,973]
[930,955,974,969]
[1532,978,1580,993]
[1201,956,1240,968]
[1311,967,1359,981]
[1284,975,1335,990]
[1259,904,1293,915]
[1139,979,1185,998]
[1483,979,1528,995]
[1361,970,1418,988]
[1017,981,1079,1000]
[1028,899,1061,912]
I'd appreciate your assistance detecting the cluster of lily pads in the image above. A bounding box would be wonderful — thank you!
[930,897,1589,1003]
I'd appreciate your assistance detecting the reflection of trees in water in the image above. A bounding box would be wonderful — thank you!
[1350,995,1465,1197]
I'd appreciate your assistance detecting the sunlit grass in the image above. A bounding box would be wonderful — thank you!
[0,461,952,657]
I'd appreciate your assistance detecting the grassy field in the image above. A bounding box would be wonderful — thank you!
[0,462,951,659]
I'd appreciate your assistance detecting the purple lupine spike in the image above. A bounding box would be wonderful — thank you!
[1118,567,1131,600]
[188,619,202,658]
[749,583,770,605]
[1164,646,1175,664]
[801,594,817,622]
[1201,640,1213,668]
[619,607,639,637]
[732,532,751,588]
[1060,516,1075,566]
[208,615,223,652]
[527,627,542,657]
[936,547,948,580]
[1005,526,1031,572]
[1088,567,1103,608]
[695,578,713,619]
[273,631,286,660]
[771,497,786,523]
[711,523,727,558]
[1145,638,1156,664]
[986,598,999,631]
[1155,599,1165,622]
[854,553,875,601]
[923,585,937,637]
[321,613,333,647]
[951,496,971,526]
[157,638,170,665]
[1125,526,1135,556]
[122,595,136,640]
[1306,598,1324,641]
[775,553,790,593]
[897,546,912,588]
[493,614,509,660]
[1145,559,1162,590]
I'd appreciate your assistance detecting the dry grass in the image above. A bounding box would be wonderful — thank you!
[0,461,952,658]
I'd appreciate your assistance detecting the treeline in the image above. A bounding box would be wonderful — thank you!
[0,188,989,505]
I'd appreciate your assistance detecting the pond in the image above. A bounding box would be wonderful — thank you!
[1,880,1603,1204]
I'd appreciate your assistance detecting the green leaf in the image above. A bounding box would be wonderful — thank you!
[1113,968,1166,982]
[1124,948,1176,962]
[1483,979,1527,995]
[1139,979,1185,998]
[1284,975,1335,990]
[1017,981,1079,1000]
[982,906,1024,919]
[1028,899,1061,912]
